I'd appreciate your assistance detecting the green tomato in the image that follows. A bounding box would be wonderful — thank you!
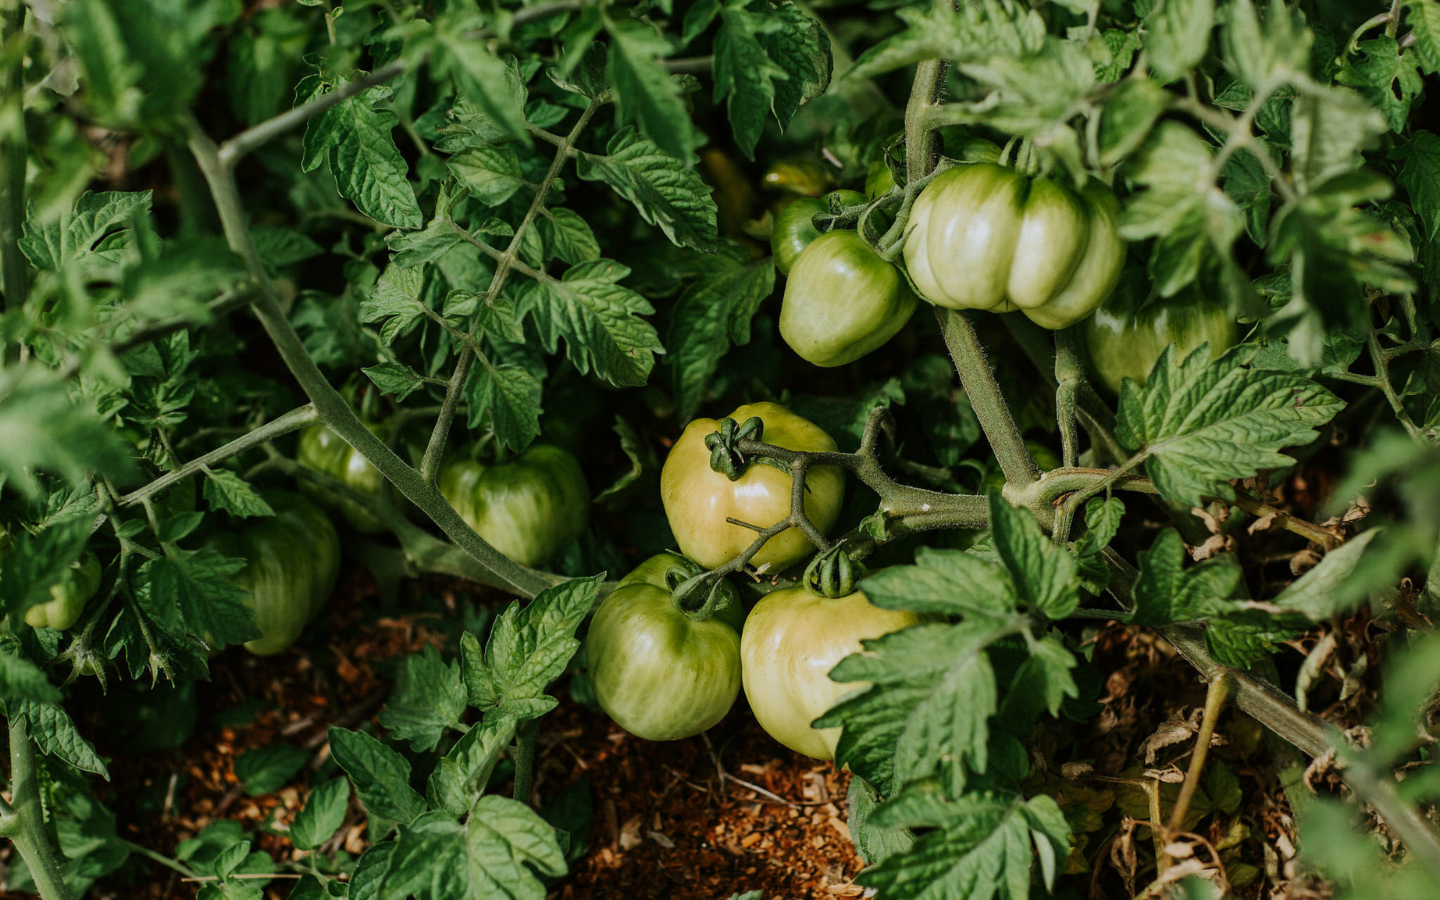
[779,230,918,367]
[24,553,102,631]
[1081,288,1238,395]
[771,189,867,277]
[904,163,1125,329]
[740,585,923,759]
[211,491,341,656]
[296,424,387,534]
[585,555,744,741]
[439,444,590,568]
[660,402,844,572]
[761,158,834,197]
[865,159,896,198]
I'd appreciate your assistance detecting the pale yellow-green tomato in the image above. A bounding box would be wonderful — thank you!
[741,586,923,760]
[659,403,844,572]
[439,444,591,568]
[23,553,103,631]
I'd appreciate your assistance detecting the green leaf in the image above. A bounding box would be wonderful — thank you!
[1391,131,1440,241]
[1114,345,1344,507]
[1145,0,1214,84]
[1405,0,1440,74]
[351,842,396,900]
[427,713,518,815]
[575,128,718,252]
[712,0,792,158]
[0,368,137,498]
[364,361,426,403]
[515,259,664,388]
[1099,78,1171,167]
[0,518,90,621]
[843,0,1046,83]
[377,645,468,753]
[233,743,309,796]
[1079,496,1125,554]
[1273,529,1381,620]
[461,576,600,721]
[1221,0,1310,91]
[667,250,775,420]
[19,190,152,273]
[251,225,324,270]
[379,803,565,900]
[858,547,1018,618]
[594,416,656,503]
[141,548,262,647]
[18,700,107,777]
[1289,86,1388,191]
[327,726,427,826]
[203,470,276,519]
[1336,36,1422,133]
[540,208,601,265]
[847,776,913,866]
[820,619,1019,794]
[0,648,62,706]
[433,25,531,146]
[448,144,526,207]
[988,493,1079,619]
[608,18,700,162]
[1129,529,1242,626]
[301,83,422,229]
[464,359,542,454]
[290,778,350,852]
[761,2,831,132]
[360,264,427,346]
[859,786,1069,900]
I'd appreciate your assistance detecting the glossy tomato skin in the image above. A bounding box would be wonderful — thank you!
[780,230,918,367]
[439,444,590,568]
[865,160,896,198]
[1081,290,1239,395]
[741,586,923,759]
[771,190,867,277]
[661,403,844,572]
[24,553,102,631]
[762,159,834,198]
[586,555,744,741]
[297,424,388,534]
[903,163,1124,329]
[212,492,341,656]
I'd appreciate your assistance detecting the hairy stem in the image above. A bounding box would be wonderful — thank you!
[2,717,74,900]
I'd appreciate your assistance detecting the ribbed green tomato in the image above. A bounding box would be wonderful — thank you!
[586,554,745,741]
[903,163,1125,329]
[660,403,844,572]
[779,230,918,367]
[771,189,867,277]
[296,424,387,534]
[1081,289,1238,395]
[210,492,341,656]
[439,444,590,568]
[741,586,923,759]
[24,553,102,631]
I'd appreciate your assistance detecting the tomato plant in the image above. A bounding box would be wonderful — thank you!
[5,0,1440,898]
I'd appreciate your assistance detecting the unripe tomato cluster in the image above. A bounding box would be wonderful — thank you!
[588,403,920,760]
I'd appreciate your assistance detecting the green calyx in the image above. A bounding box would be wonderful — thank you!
[704,416,765,481]
[664,559,741,623]
[803,544,865,599]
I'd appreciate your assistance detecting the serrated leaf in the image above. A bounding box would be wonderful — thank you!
[988,493,1079,619]
[859,787,1068,900]
[1129,529,1242,625]
[595,416,655,503]
[378,645,469,753]
[433,27,531,146]
[464,358,543,453]
[1405,0,1440,74]
[1114,345,1343,507]
[19,190,152,273]
[20,700,108,777]
[575,128,718,252]
[848,776,913,867]
[540,208,600,265]
[1080,497,1125,553]
[462,577,599,720]
[379,803,565,900]
[0,367,137,498]
[291,777,350,852]
[608,19,699,162]
[1391,131,1440,241]
[360,264,427,346]
[858,547,1018,618]
[843,0,1046,83]
[203,470,275,519]
[667,251,774,420]
[141,548,261,647]
[363,361,425,402]
[448,144,526,206]
[515,259,663,387]
[712,0,792,158]
[301,83,421,229]
[327,727,427,826]
[1273,529,1380,620]
[251,225,324,270]
[0,648,62,706]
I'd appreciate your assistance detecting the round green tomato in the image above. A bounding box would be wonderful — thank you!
[904,163,1125,329]
[24,553,102,631]
[439,444,590,568]
[1081,288,1238,395]
[586,556,744,741]
[661,402,844,572]
[780,230,918,367]
[761,158,834,197]
[741,585,923,759]
[771,189,867,277]
[297,424,387,534]
[211,491,341,656]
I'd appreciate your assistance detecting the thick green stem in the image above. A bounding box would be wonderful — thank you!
[0,0,27,319]
[3,717,73,900]
[186,123,551,599]
[513,720,539,805]
[904,59,946,184]
[1054,329,1083,471]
